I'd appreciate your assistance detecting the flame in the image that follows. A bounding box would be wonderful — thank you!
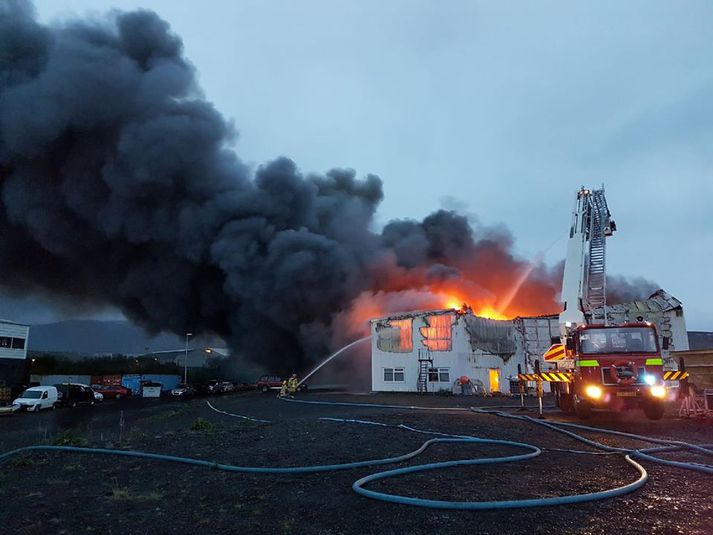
[445,299,463,311]
[331,247,562,349]
[473,306,509,321]
[441,294,510,320]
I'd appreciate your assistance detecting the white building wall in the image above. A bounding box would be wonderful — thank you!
[0,321,30,360]
[371,313,524,394]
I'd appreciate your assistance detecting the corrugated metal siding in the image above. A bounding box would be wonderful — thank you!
[122,374,141,394]
[0,322,29,360]
[514,316,559,372]
[121,374,181,393]
[141,374,181,391]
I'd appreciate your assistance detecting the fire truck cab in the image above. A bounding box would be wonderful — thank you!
[559,322,667,419]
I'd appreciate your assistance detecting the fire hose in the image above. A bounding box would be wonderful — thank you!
[469,407,713,475]
[1,397,709,510]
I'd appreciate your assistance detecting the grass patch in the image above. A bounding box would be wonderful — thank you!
[125,427,148,443]
[53,429,88,446]
[108,487,165,502]
[63,463,81,472]
[190,417,216,432]
[140,409,183,423]
[8,456,35,468]
[108,487,131,501]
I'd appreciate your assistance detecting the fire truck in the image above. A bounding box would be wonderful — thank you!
[540,187,669,420]
[555,322,668,419]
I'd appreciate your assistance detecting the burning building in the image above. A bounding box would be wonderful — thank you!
[370,289,688,393]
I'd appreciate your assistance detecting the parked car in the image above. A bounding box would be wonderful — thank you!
[170,383,195,398]
[256,375,283,393]
[205,379,222,394]
[13,386,59,412]
[220,381,235,393]
[54,383,95,408]
[92,384,132,399]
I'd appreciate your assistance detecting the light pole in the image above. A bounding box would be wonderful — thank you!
[184,333,193,384]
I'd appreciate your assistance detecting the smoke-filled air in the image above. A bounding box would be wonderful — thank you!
[0,1,657,373]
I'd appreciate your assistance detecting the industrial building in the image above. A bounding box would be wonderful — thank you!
[370,289,688,394]
[0,319,30,388]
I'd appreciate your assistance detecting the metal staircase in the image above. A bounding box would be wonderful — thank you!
[417,349,433,394]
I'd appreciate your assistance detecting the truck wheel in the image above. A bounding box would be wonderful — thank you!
[261,385,269,393]
[558,393,574,413]
[574,394,592,419]
[643,401,665,420]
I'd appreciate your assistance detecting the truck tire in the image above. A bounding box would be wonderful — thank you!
[574,394,592,419]
[558,393,574,413]
[643,400,665,420]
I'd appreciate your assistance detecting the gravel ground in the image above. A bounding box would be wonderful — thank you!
[0,392,711,534]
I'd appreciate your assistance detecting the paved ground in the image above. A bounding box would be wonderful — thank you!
[0,392,711,534]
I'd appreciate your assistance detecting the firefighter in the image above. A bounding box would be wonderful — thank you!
[278,380,288,398]
[287,373,299,395]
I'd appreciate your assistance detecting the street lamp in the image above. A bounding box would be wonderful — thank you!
[184,333,193,383]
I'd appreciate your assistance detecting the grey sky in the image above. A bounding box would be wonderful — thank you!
[12,0,711,329]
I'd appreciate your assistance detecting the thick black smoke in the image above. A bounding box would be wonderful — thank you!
[0,2,657,373]
[0,1,384,370]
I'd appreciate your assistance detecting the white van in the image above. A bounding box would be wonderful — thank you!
[13,386,59,412]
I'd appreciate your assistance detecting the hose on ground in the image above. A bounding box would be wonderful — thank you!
[8,395,708,510]
[471,408,713,475]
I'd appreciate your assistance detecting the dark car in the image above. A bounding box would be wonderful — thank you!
[92,384,132,399]
[54,383,95,408]
[206,379,222,394]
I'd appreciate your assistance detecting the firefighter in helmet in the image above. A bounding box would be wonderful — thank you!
[287,373,299,395]
[278,380,288,398]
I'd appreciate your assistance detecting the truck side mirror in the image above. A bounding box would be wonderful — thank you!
[565,337,575,352]
[662,337,670,350]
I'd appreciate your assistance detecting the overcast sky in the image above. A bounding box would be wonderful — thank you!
[6,0,710,329]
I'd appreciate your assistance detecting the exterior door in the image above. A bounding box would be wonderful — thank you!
[488,368,500,393]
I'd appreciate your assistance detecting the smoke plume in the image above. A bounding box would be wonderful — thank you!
[0,2,656,373]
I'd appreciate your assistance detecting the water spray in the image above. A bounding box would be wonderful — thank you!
[298,335,372,387]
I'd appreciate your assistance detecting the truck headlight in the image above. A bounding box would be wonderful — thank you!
[643,374,656,386]
[585,385,603,399]
[650,385,666,398]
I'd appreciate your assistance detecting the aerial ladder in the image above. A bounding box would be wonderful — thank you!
[559,186,616,332]
[525,186,670,419]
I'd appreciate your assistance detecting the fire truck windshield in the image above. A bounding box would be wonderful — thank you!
[579,327,659,354]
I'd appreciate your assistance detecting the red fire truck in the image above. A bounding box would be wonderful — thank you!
[554,323,668,420]
[527,187,673,420]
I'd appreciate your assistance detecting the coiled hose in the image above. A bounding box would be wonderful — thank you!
[0,397,665,510]
[470,408,713,475]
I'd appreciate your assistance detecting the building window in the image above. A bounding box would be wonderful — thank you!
[0,336,26,350]
[428,368,450,382]
[420,314,453,351]
[376,319,413,353]
[383,367,405,382]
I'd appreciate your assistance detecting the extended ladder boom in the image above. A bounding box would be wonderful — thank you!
[559,187,615,335]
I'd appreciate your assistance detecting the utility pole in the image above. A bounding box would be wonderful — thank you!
[184,333,193,383]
